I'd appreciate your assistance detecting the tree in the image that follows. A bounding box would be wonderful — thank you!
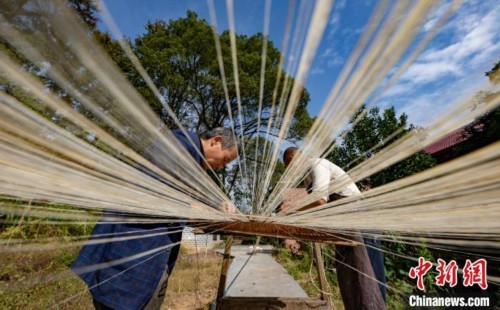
[485,60,499,84]
[227,136,285,212]
[131,11,313,138]
[328,105,436,188]
[0,0,102,134]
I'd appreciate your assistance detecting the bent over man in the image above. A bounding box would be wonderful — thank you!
[282,147,386,310]
[72,128,239,310]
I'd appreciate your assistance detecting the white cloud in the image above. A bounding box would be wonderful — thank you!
[329,12,340,29]
[395,62,492,125]
[401,61,461,83]
[384,83,413,97]
[399,96,435,125]
[311,67,325,75]
[400,7,499,85]
[327,0,348,38]
[379,2,499,126]
[341,26,365,36]
[422,10,497,63]
[336,0,346,9]
[469,42,500,67]
[328,0,346,28]
[327,56,343,67]
[320,48,344,67]
[321,48,334,58]
[422,1,450,32]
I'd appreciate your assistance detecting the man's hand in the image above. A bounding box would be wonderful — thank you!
[220,201,237,213]
[277,202,291,213]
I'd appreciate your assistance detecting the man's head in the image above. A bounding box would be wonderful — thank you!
[283,147,299,167]
[200,127,240,170]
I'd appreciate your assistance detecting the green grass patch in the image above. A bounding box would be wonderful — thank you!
[274,243,343,307]
[0,249,93,309]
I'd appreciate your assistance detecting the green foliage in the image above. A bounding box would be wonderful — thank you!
[485,60,499,84]
[69,0,99,31]
[275,244,343,305]
[58,248,80,267]
[0,218,94,240]
[124,11,313,138]
[328,105,436,188]
[461,106,500,152]
[383,234,437,294]
[275,245,314,275]
[0,1,131,154]
[0,250,92,309]
[0,200,96,241]
[2,7,315,209]
[323,105,438,307]
[231,137,286,210]
[274,245,320,297]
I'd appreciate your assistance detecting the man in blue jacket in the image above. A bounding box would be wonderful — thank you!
[72,128,240,310]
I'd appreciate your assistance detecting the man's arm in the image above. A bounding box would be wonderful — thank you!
[219,201,236,213]
[296,198,326,211]
[280,196,326,212]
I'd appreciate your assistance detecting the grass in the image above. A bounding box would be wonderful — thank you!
[0,229,223,310]
[0,215,96,309]
[274,244,344,309]
[163,248,223,310]
[0,248,93,310]
[274,242,416,310]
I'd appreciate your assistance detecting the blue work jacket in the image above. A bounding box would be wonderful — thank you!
[71,130,205,309]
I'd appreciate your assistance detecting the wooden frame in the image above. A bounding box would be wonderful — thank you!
[213,238,335,310]
[194,219,358,246]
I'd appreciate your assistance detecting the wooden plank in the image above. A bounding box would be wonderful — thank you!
[221,245,309,298]
[216,297,329,310]
[313,243,333,309]
[193,188,357,246]
[216,235,233,300]
[194,220,357,246]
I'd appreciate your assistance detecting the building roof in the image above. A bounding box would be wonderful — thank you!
[423,127,468,154]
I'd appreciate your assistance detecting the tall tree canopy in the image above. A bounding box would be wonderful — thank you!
[328,105,436,188]
[125,11,313,140]
[0,0,101,134]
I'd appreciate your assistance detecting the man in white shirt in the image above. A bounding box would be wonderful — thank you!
[282,147,386,310]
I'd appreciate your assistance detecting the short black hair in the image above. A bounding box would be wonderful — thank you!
[200,127,241,151]
[283,147,299,161]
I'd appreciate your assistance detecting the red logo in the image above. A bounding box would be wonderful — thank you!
[410,258,488,290]
[435,259,458,287]
[463,259,488,290]
[409,257,433,291]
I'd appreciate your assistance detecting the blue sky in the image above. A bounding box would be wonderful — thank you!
[97,0,499,126]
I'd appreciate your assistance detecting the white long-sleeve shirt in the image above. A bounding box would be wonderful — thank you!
[303,158,361,202]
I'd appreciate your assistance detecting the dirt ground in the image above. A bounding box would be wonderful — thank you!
[163,250,223,310]
[0,249,94,310]
[0,246,222,310]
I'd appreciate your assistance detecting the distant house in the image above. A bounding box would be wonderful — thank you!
[423,127,468,163]
[181,226,221,250]
[423,123,484,163]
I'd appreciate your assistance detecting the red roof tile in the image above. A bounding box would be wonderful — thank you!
[424,127,468,154]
